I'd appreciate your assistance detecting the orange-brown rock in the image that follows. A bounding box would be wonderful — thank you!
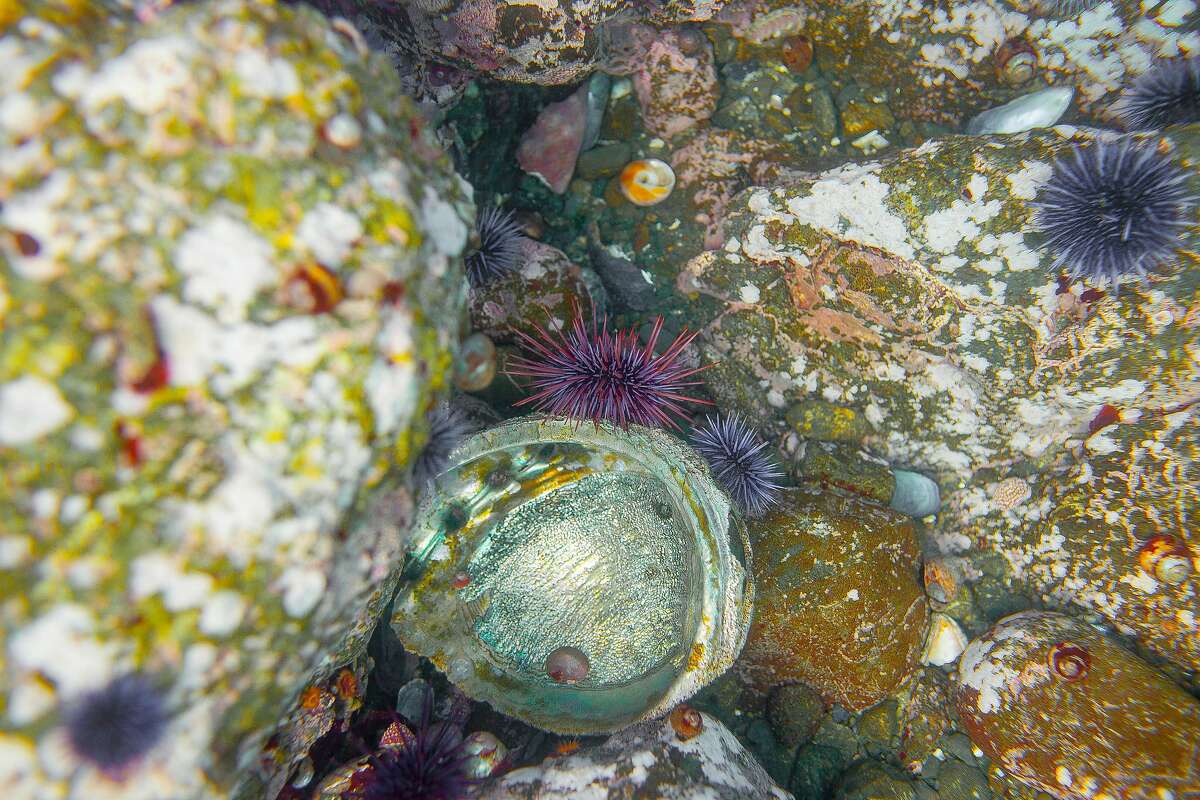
[739,487,929,710]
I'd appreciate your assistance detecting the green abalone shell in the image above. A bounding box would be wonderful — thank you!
[390,416,754,734]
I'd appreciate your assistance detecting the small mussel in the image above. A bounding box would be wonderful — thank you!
[391,416,754,734]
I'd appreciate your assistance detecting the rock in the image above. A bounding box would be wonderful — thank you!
[669,128,790,250]
[577,143,634,180]
[790,744,851,800]
[964,87,1073,135]
[476,711,792,799]
[786,399,869,443]
[517,86,589,194]
[955,611,1200,799]
[985,409,1200,688]
[681,127,1199,489]
[897,669,954,775]
[889,470,941,519]
[604,22,720,142]
[468,239,595,343]
[767,683,826,750]
[588,240,658,311]
[937,761,993,800]
[740,487,930,711]
[836,761,918,800]
[712,0,1185,121]
[840,98,896,139]
[0,2,471,797]
[857,699,899,750]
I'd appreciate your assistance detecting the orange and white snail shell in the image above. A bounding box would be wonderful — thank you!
[1138,535,1194,585]
[669,704,704,741]
[619,159,676,207]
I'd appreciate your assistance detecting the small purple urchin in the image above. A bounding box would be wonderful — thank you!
[64,673,169,773]
[413,404,475,487]
[1032,139,1196,287]
[1112,57,1200,131]
[358,717,472,800]
[507,305,710,429]
[690,414,784,518]
[466,207,524,289]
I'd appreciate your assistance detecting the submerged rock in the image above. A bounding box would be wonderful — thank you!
[964,86,1074,134]
[476,710,792,799]
[0,1,471,797]
[740,487,929,711]
[390,416,753,734]
[955,611,1200,799]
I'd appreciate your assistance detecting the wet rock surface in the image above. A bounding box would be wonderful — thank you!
[0,2,471,796]
[740,487,929,711]
[956,611,1200,799]
[476,711,792,799]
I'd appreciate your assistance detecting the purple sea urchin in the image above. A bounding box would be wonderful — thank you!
[414,404,475,487]
[360,717,472,800]
[1032,139,1195,287]
[507,305,709,429]
[466,207,524,288]
[689,414,783,518]
[1112,57,1200,131]
[64,673,169,773]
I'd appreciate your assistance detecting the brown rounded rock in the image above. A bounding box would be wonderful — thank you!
[955,611,1200,799]
[740,487,929,711]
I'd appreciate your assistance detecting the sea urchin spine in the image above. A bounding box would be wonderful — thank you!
[1032,138,1195,287]
[1112,57,1200,131]
[465,207,525,289]
[64,672,169,774]
[507,304,709,430]
[689,414,783,518]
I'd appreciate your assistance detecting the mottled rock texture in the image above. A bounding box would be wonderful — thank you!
[739,487,929,711]
[680,123,1199,683]
[477,710,792,799]
[0,2,471,796]
[956,611,1200,799]
[714,0,1197,124]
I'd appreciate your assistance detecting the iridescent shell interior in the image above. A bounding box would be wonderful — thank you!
[391,416,753,734]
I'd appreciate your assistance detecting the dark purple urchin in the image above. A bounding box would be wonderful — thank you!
[465,207,524,288]
[413,404,475,487]
[1032,139,1195,287]
[1112,57,1200,131]
[64,673,169,773]
[507,306,710,430]
[690,414,784,518]
[359,719,472,800]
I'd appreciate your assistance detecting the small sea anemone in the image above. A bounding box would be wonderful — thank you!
[1032,139,1195,286]
[359,719,472,800]
[689,414,783,518]
[1111,57,1200,131]
[414,404,475,487]
[465,207,524,288]
[64,673,169,773]
[506,304,709,429]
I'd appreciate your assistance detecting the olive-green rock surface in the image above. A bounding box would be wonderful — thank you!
[740,488,929,711]
[0,2,471,796]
